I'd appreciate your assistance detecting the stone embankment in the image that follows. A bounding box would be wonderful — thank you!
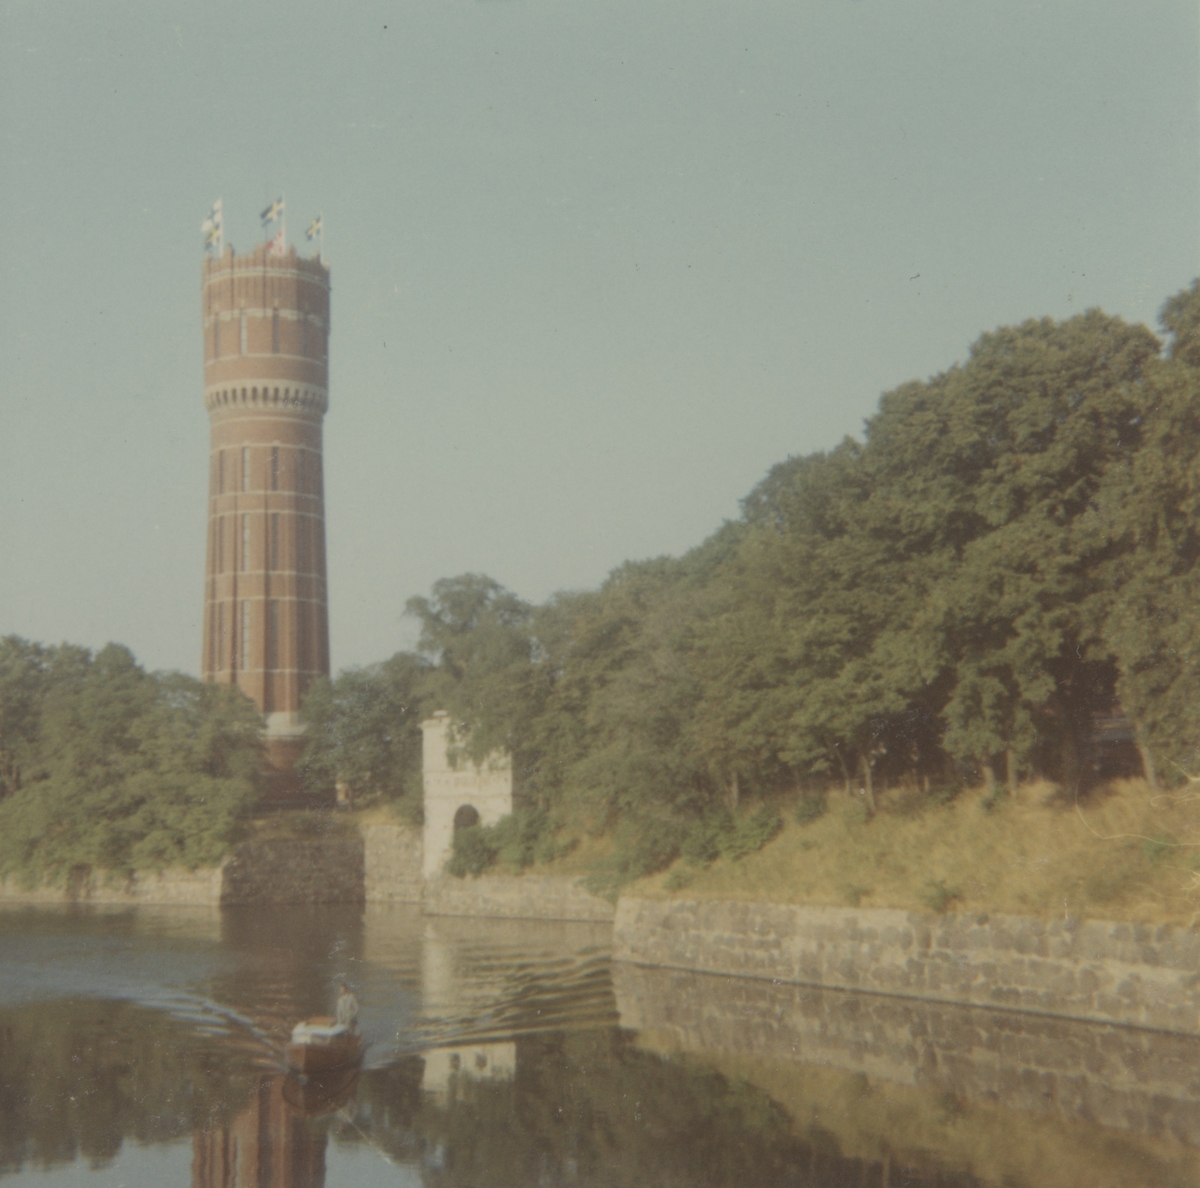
[613,898,1200,1035]
[0,823,608,918]
[0,829,377,907]
[0,866,225,906]
[362,824,423,903]
[221,831,366,905]
[423,873,615,922]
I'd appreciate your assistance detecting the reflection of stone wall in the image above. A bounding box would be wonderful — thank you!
[614,963,1200,1147]
[424,873,615,922]
[615,898,1200,1034]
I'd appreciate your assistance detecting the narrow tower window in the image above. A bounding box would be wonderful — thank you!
[242,446,250,492]
[239,311,246,354]
[267,600,279,670]
[218,603,225,669]
[297,450,306,495]
[271,446,279,491]
[241,600,250,668]
[241,514,250,571]
[269,513,279,571]
[217,517,224,573]
[272,309,280,354]
[218,450,225,494]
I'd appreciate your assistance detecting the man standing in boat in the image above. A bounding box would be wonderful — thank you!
[336,982,359,1032]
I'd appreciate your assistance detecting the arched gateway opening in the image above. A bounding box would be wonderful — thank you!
[453,804,481,830]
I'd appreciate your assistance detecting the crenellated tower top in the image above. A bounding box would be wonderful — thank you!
[201,244,331,414]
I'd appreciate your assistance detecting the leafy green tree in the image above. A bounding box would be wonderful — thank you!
[299,651,430,814]
[1160,278,1200,368]
[1101,324,1200,785]
[0,636,51,799]
[0,641,263,884]
[407,574,538,765]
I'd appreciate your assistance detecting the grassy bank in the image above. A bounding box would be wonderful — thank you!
[619,778,1200,926]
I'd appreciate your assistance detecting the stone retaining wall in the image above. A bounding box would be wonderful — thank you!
[613,898,1200,1035]
[424,873,615,922]
[0,866,224,905]
[362,824,423,902]
[220,832,365,905]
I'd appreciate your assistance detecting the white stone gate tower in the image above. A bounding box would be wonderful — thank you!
[421,712,513,879]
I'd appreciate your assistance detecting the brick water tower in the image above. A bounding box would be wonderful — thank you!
[199,231,331,788]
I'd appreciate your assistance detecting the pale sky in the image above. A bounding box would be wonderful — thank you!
[1,0,1197,676]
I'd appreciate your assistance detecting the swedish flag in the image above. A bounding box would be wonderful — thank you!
[306,215,322,240]
[261,197,284,226]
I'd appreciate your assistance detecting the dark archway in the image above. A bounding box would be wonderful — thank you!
[453,804,480,830]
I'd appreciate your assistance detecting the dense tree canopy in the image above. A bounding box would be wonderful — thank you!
[0,639,263,884]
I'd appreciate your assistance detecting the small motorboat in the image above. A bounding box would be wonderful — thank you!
[285,1016,365,1075]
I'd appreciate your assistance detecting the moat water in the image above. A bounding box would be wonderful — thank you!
[1,904,1197,1188]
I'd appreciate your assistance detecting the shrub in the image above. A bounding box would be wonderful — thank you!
[446,824,499,877]
[680,806,783,868]
[445,808,567,877]
[794,793,828,825]
[922,879,962,913]
[719,808,783,861]
[583,815,687,900]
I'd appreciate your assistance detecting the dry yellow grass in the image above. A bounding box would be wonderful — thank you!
[632,778,1200,925]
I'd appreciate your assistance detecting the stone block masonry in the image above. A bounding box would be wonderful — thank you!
[613,898,1200,1035]
[362,824,423,902]
[220,832,364,905]
[0,866,225,906]
[423,873,615,922]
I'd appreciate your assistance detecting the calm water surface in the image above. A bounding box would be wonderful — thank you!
[1,904,1197,1188]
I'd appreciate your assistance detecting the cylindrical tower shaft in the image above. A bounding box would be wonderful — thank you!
[200,243,331,776]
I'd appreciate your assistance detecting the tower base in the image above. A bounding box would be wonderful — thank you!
[258,714,333,809]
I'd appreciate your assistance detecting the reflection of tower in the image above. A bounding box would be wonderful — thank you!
[200,242,332,782]
[192,1076,326,1188]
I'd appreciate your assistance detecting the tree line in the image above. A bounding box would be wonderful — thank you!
[4,283,1198,885]
[0,639,262,884]
[300,282,1200,880]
